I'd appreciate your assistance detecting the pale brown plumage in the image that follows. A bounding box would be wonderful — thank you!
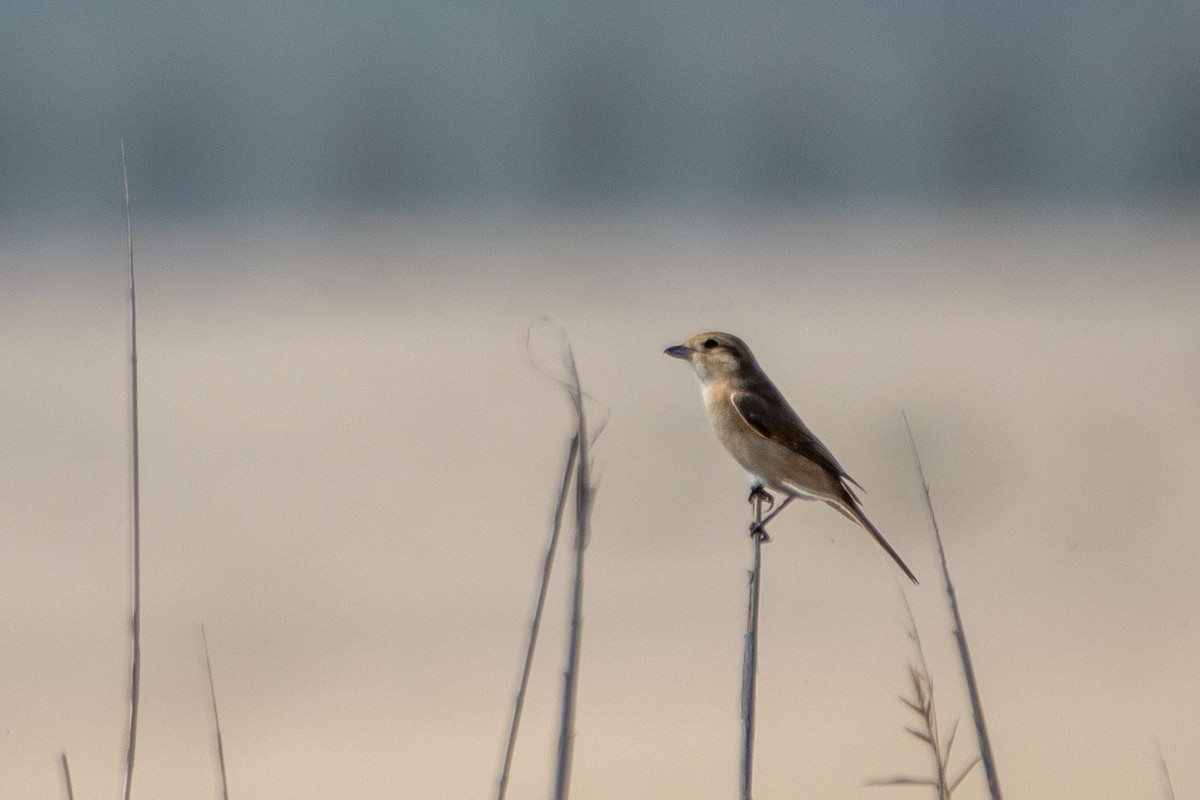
[666,331,917,584]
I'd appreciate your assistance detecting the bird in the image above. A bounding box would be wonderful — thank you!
[665,331,917,584]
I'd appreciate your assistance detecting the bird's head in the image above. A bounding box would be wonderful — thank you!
[664,331,758,381]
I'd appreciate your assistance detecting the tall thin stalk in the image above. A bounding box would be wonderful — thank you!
[903,412,1002,800]
[495,434,580,800]
[119,138,143,800]
[61,752,75,800]
[1156,740,1176,800]
[202,625,231,800]
[740,495,768,800]
[552,339,595,800]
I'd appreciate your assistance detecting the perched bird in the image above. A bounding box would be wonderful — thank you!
[665,331,917,584]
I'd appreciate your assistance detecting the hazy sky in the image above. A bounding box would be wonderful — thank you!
[2,210,1198,798]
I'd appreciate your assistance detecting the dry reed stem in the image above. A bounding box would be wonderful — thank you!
[552,333,597,800]
[524,319,603,800]
[61,752,74,800]
[120,139,143,800]
[740,492,767,800]
[1156,740,1176,800]
[902,411,1002,800]
[202,625,231,800]
[869,594,979,797]
[495,434,580,800]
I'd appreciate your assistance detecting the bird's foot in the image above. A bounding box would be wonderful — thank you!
[747,494,793,543]
[747,483,775,512]
[748,521,772,543]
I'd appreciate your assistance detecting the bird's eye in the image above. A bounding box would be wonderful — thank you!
[702,338,719,350]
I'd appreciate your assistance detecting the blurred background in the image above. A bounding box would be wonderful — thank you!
[4,0,1200,218]
[2,2,1199,799]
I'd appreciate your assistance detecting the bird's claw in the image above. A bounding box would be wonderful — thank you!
[747,484,775,512]
[748,521,772,543]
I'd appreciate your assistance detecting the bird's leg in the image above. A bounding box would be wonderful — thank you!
[749,495,793,540]
[747,482,775,512]
[758,496,792,527]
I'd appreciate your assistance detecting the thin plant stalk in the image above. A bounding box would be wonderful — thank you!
[61,752,74,800]
[1157,740,1175,800]
[495,434,580,800]
[741,495,768,800]
[202,625,230,800]
[868,593,979,797]
[524,320,604,800]
[120,139,143,800]
[903,411,1002,800]
[903,594,950,799]
[552,341,595,800]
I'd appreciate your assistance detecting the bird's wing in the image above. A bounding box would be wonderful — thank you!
[733,389,913,583]
[730,389,863,491]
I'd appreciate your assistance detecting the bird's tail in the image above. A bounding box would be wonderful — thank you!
[830,490,918,585]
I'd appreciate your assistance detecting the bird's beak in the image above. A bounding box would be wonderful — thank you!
[664,344,692,360]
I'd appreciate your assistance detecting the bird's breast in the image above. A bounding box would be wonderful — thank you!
[703,385,770,472]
